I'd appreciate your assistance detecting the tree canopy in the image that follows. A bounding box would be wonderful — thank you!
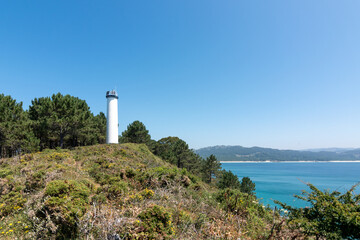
[203,154,221,183]
[0,94,39,157]
[120,120,151,146]
[239,177,256,195]
[28,93,106,149]
[0,92,106,157]
[217,170,241,189]
[153,136,204,176]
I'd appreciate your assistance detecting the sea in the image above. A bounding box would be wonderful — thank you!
[221,162,360,209]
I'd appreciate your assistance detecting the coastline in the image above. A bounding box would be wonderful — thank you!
[221,160,360,163]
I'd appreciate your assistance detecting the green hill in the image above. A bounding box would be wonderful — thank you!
[0,143,289,239]
[196,145,360,162]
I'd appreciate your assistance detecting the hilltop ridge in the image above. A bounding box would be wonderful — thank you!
[0,143,287,239]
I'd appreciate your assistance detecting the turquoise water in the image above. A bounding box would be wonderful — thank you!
[221,162,360,208]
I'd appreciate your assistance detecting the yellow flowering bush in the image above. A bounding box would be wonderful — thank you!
[138,205,174,239]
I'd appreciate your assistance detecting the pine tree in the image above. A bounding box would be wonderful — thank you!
[29,93,95,149]
[120,120,151,145]
[217,170,241,189]
[0,94,39,157]
[240,177,256,195]
[203,154,221,183]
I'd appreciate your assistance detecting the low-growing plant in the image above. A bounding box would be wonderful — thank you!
[25,170,46,192]
[41,179,92,238]
[173,209,192,231]
[194,213,207,230]
[47,151,70,161]
[216,188,272,238]
[138,205,174,239]
[0,167,12,178]
[102,180,129,199]
[125,167,137,178]
[0,191,26,217]
[139,188,155,199]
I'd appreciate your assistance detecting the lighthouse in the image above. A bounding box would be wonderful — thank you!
[106,90,119,144]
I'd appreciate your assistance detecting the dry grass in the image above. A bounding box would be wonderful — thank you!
[0,143,301,239]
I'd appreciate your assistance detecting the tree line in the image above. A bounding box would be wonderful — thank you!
[119,120,255,191]
[1,92,254,191]
[0,93,106,158]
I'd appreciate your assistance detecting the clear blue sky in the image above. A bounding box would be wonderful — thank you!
[1,1,360,150]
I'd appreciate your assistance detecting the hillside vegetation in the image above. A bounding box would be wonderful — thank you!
[196,145,360,162]
[2,92,359,239]
[0,143,291,240]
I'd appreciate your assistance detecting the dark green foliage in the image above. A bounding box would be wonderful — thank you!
[138,205,174,239]
[0,93,105,158]
[120,120,151,146]
[203,154,221,183]
[92,112,107,144]
[217,170,241,189]
[240,176,256,195]
[153,136,205,179]
[172,139,191,169]
[275,183,360,240]
[45,180,91,201]
[102,180,129,199]
[29,93,105,149]
[0,94,39,157]
[153,137,181,163]
[73,111,107,147]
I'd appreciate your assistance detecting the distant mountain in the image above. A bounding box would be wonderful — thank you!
[303,148,357,153]
[195,145,360,162]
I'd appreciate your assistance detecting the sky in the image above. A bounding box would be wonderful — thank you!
[1,1,360,150]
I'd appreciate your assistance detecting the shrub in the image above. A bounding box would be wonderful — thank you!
[47,152,70,161]
[173,209,192,231]
[139,188,155,199]
[25,170,46,192]
[216,188,272,238]
[125,167,137,178]
[0,167,12,178]
[275,183,360,240]
[45,180,90,200]
[103,180,129,199]
[42,180,91,238]
[138,205,174,239]
[0,191,26,217]
[152,167,179,180]
[128,188,155,203]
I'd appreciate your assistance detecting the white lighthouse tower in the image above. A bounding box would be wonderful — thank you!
[106,90,119,144]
